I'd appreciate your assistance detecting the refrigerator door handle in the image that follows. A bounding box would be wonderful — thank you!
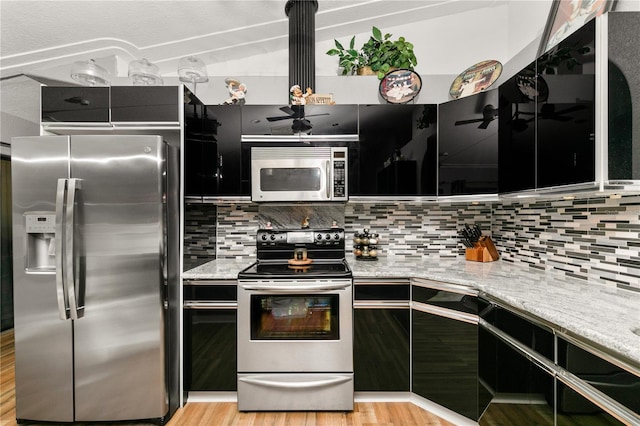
[65,178,84,320]
[55,178,70,320]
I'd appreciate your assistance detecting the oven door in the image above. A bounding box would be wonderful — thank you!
[237,279,353,372]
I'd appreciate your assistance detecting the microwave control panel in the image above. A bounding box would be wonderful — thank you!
[332,148,347,199]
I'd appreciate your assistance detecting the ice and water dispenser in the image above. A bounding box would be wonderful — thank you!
[25,212,56,272]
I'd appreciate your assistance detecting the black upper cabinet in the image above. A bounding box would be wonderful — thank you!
[497,19,597,193]
[184,100,206,197]
[42,86,110,122]
[210,105,243,195]
[536,19,596,188]
[111,86,179,122]
[42,86,180,124]
[438,90,499,195]
[241,104,357,137]
[186,105,243,197]
[354,104,437,196]
[498,61,537,193]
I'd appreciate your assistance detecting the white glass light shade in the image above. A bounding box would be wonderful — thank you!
[70,59,110,86]
[177,56,209,83]
[128,58,163,85]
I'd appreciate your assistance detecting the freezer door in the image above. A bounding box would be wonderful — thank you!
[11,136,74,422]
[69,135,168,421]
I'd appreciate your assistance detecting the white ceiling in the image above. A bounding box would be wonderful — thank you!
[1,0,510,83]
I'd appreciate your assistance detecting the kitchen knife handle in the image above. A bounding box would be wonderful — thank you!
[55,179,70,320]
[65,178,83,320]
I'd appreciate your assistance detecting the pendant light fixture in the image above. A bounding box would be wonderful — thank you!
[128,58,163,85]
[177,56,209,94]
[70,59,110,86]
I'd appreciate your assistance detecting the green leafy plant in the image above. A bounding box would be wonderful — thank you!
[325,35,366,77]
[326,26,418,79]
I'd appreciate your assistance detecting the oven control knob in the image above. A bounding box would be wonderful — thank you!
[334,233,341,240]
[261,234,267,241]
[270,234,276,241]
[325,233,331,240]
[316,233,322,241]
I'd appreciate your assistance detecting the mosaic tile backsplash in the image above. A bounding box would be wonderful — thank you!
[184,194,640,291]
[493,194,640,292]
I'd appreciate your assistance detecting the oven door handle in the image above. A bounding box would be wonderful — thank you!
[240,283,351,292]
[239,375,352,389]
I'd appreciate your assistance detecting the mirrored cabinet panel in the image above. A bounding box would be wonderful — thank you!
[354,104,437,196]
[438,90,499,196]
[41,86,110,123]
[536,19,596,188]
[498,61,537,193]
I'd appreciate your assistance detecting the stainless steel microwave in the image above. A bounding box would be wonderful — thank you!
[251,146,348,202]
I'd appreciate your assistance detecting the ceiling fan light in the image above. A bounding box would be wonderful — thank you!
[177,56,209,83]
[128,58,163,85]
[70,59,110,86]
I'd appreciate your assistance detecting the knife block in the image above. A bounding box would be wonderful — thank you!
[465,236,499,262]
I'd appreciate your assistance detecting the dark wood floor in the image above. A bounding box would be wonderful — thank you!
[0,329,454,426]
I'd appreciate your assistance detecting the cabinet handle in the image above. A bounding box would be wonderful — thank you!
[183,301,237,309]
[412,301,478,324]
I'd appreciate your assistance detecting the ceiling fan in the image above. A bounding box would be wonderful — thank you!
[454,104,498,129]
[266,105,330,133]
[266,105,329,122]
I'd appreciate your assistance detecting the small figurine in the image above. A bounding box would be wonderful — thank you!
[290,84,312,105]
[301,216,310,229]
[222,78,247,105]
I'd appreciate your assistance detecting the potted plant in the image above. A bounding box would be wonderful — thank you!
[326,26,418,79]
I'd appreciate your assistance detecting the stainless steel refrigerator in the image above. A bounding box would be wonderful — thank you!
[11,135,180,423]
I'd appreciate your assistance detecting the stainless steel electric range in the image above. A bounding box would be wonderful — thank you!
[237,228,353,411]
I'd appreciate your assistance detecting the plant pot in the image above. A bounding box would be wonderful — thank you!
[356,66,377,76]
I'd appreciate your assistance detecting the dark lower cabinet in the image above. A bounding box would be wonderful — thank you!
[353,308,410,391]
[183,282,237,392]
[412,309,480,419]
[479,298,632,425]
[184,309,237,391]
[557,339,639,419]
[479,329,556,426]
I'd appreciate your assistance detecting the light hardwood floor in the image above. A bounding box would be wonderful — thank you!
[1,329,454,426]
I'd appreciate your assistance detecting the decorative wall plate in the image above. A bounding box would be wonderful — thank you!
[449,60,503,99]
[379,69,422,104]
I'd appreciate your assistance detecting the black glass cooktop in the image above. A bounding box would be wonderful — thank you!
[238,259,352,279]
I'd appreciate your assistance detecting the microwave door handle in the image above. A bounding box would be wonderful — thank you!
[55,179,70,320]
[326,160,331,199]
[65,178,83,320]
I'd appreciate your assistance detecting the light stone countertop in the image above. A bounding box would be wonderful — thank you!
[182,255,640,370]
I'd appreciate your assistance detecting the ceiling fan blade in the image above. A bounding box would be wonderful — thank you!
[477,120,492,129]
[279,105,296,116]
[266,115,295,122]
[555,104,586,115]
[455,118,484,126]
[303,113,330,118]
